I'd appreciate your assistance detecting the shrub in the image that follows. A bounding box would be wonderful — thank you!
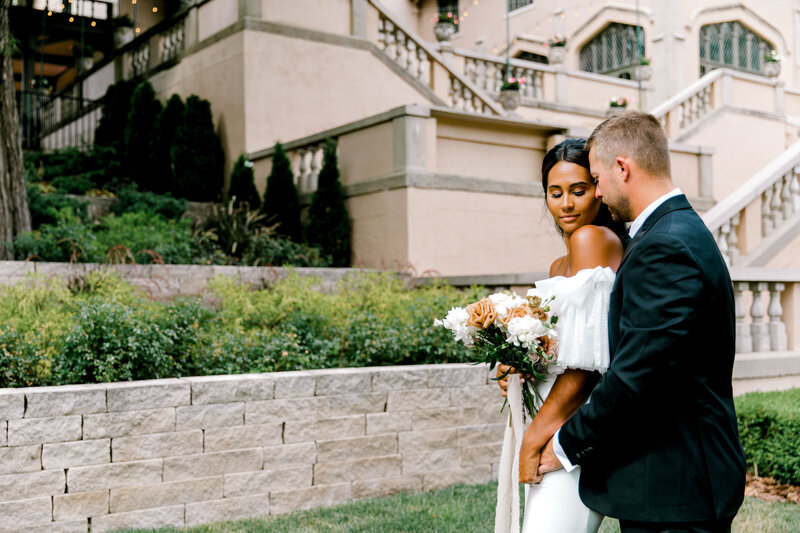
[200,198,266,260]
[12,208,102,262]
[110,186,187,220]
[50,175,93,195]
[94,79,138,160]
[262,142,301,242]
[171,95,224,201]
[95,212,196,264]
[307,139,351,267]
[0,327,50,387]
[27,185,88,228]
[152,94,185,195]
[242,233,331,267]
[227,155,261,210]
[735,388,800,485]
[125,81,163,191]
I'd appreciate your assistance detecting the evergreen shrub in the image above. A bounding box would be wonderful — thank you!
[171,95,224,201]
[125,81,163,190]
[26,185,88,228]
[735,388,800,485]
[307,139,351,266]
[262,143,301,241]
[94,79,138,160]
[227,155,261,210]
[110,186,187,220]
[152,94,185,195]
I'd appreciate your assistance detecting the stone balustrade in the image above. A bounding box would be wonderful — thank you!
[0,365,503,532]
[652,69,722,139]
[459,53,544,101]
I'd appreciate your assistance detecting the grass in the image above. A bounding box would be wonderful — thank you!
[116,482,799,533]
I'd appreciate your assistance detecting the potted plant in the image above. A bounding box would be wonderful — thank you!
[634,57,652,81]
[763,50,782,78]
[545,34,567,64]
[607,96,629,116]
[498,76,525,111]
[112,15,135,48]
[434,12,457,42]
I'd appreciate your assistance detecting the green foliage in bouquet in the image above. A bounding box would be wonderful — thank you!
[307,139,351,267]
[262,142,302,242]
[735,388,800,485]
[125,81,163,191]
[227,155,261,210]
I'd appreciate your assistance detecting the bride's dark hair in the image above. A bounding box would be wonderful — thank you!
[541,137,626,238]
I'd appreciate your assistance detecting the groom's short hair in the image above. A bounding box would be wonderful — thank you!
[586,111,671,177]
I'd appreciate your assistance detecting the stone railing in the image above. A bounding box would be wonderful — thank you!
[0,365,502,532]
[457,51,544,102]
[119,11,188,80]
[369,1,503,116]
[702,140,800,266]
[651,69,723,138]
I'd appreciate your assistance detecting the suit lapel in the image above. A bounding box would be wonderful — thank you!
[617,195,693,270]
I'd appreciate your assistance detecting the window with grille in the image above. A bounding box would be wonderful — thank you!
[579,23,645,79]
[508,0,534,11]
[699,21,773,76]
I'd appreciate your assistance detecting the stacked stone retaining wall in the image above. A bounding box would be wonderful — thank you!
[0,364,504,532]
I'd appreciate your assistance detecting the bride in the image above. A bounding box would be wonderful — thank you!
[497,138,624,532]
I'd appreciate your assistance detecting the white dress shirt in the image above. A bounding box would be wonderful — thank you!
[551,187,684,472]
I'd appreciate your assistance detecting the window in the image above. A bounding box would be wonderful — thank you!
[508,0,534,11]
[579,23,645,79]
[438,0,459,30]
[514,51,548,64]
[699,21,772,76]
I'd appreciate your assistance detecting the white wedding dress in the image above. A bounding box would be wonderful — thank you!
[495,266,615,533]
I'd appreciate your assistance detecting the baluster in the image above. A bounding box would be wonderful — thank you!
[717,223,731,266]
[679,101,688,129]
[734,282,752,353]
[297,148,310,193]
[464,58,476,85]
[532,71,542,100]
[406,39,418,79]
[768,282,788,351]
[761,189,774,236]
[792,169,800,212]
[377,17,388,51]
[417,47,430,85]
[396,31,408,70]
[449,77,461,109]
[494,66,504,93]
[727,213,740,265]
[385,22,397,60]
[770,180,784,228]
[475,60,487,92]
[749,282,771,352]
[781,173,795,219]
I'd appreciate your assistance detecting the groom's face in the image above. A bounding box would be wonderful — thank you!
[589,147,631,222]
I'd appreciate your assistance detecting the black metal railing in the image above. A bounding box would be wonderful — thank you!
[18,91,103,151]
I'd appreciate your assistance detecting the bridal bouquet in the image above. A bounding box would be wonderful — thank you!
[434,289,558,419]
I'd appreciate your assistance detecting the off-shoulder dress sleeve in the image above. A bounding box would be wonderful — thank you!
[534,266,615,375]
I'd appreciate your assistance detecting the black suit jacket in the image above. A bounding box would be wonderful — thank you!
[558,195,746,522]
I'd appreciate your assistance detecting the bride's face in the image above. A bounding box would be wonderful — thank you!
[545,161,602,237]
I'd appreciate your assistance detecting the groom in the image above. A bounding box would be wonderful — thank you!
[533,111,746,532]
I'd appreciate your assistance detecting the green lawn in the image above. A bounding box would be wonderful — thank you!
[117,482,798,533]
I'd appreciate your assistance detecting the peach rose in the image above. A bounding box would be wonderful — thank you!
[503,305,533,326]
[531,307,549,321]
[466,298,497,329]
[537,335,555,355]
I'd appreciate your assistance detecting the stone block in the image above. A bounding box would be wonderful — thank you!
[10,520,88,533]
[313,455,402,484]
[245,397,329,424]
[461,443,503,466]
[387,389,445,411]
[456,424,506,447]
[53,490,108,521]
[68,459,162,492]
[311,368,375,396]
[112,430,203,462]
[371,367,431,391]
[449,383,502,407]
[0,469,65,499]
[204,423,282,453]
[421,465,492,490]
[8,416,82,446]
[316,433,397,462]
[284,415,365,444]
[269,483,351,515]
[163,448,263,482]
[187,374,275,404]
[412,406,502,431]
[398,429,459,453]
[351,474,423,499]
[0,496,53,529]
[274,371,316,399]
[110,476,224,513]
[366,411,412,434]
[175,403,244,430]
[0,390,25,420]
[425,364,488,387]
[262,442,317,468]
[83,408,175,439]
[0,444,42,474]
[224,464,312,497]
[90,504,185,533]
[42,439,110,470]
[402,449,461,475]
[106,379,190,412]
[1,421,6,446]
[23,385,106,417]
[327,392,387,416]
[185,494,269,527]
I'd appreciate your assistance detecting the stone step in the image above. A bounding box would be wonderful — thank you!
[732,351,800,379]
[732,374,800,396]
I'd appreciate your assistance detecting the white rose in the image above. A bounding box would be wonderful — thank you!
[506,315,547,349]
[435,307,477,346]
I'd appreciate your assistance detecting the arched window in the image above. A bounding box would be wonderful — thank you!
[579,23,645,79]
[699,21,773,76]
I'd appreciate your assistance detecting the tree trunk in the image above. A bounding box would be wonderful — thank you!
[0,0,31,259]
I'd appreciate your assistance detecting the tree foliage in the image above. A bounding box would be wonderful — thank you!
[227,154,261,210]
[152,94,184,195]
[125,81,163,191]
[171,95,224,201]
[262,142,301,242]
[307,139,350,266]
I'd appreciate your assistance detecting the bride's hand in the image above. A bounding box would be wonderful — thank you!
[496,364,526,397]
[519,433,543,484]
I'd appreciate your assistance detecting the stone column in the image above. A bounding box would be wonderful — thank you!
[351,0,368,39]
[239,0,261,19]
[392,113,427,174]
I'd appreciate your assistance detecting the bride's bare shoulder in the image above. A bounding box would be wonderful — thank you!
[549,255,569,277]
[568,225,624,272]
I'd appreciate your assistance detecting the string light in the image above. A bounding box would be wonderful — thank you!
[91,20,96,26]
[153,7,158,13]
[68,16,74,22]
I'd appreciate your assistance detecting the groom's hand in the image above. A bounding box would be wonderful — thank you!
[537,438,564,476]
